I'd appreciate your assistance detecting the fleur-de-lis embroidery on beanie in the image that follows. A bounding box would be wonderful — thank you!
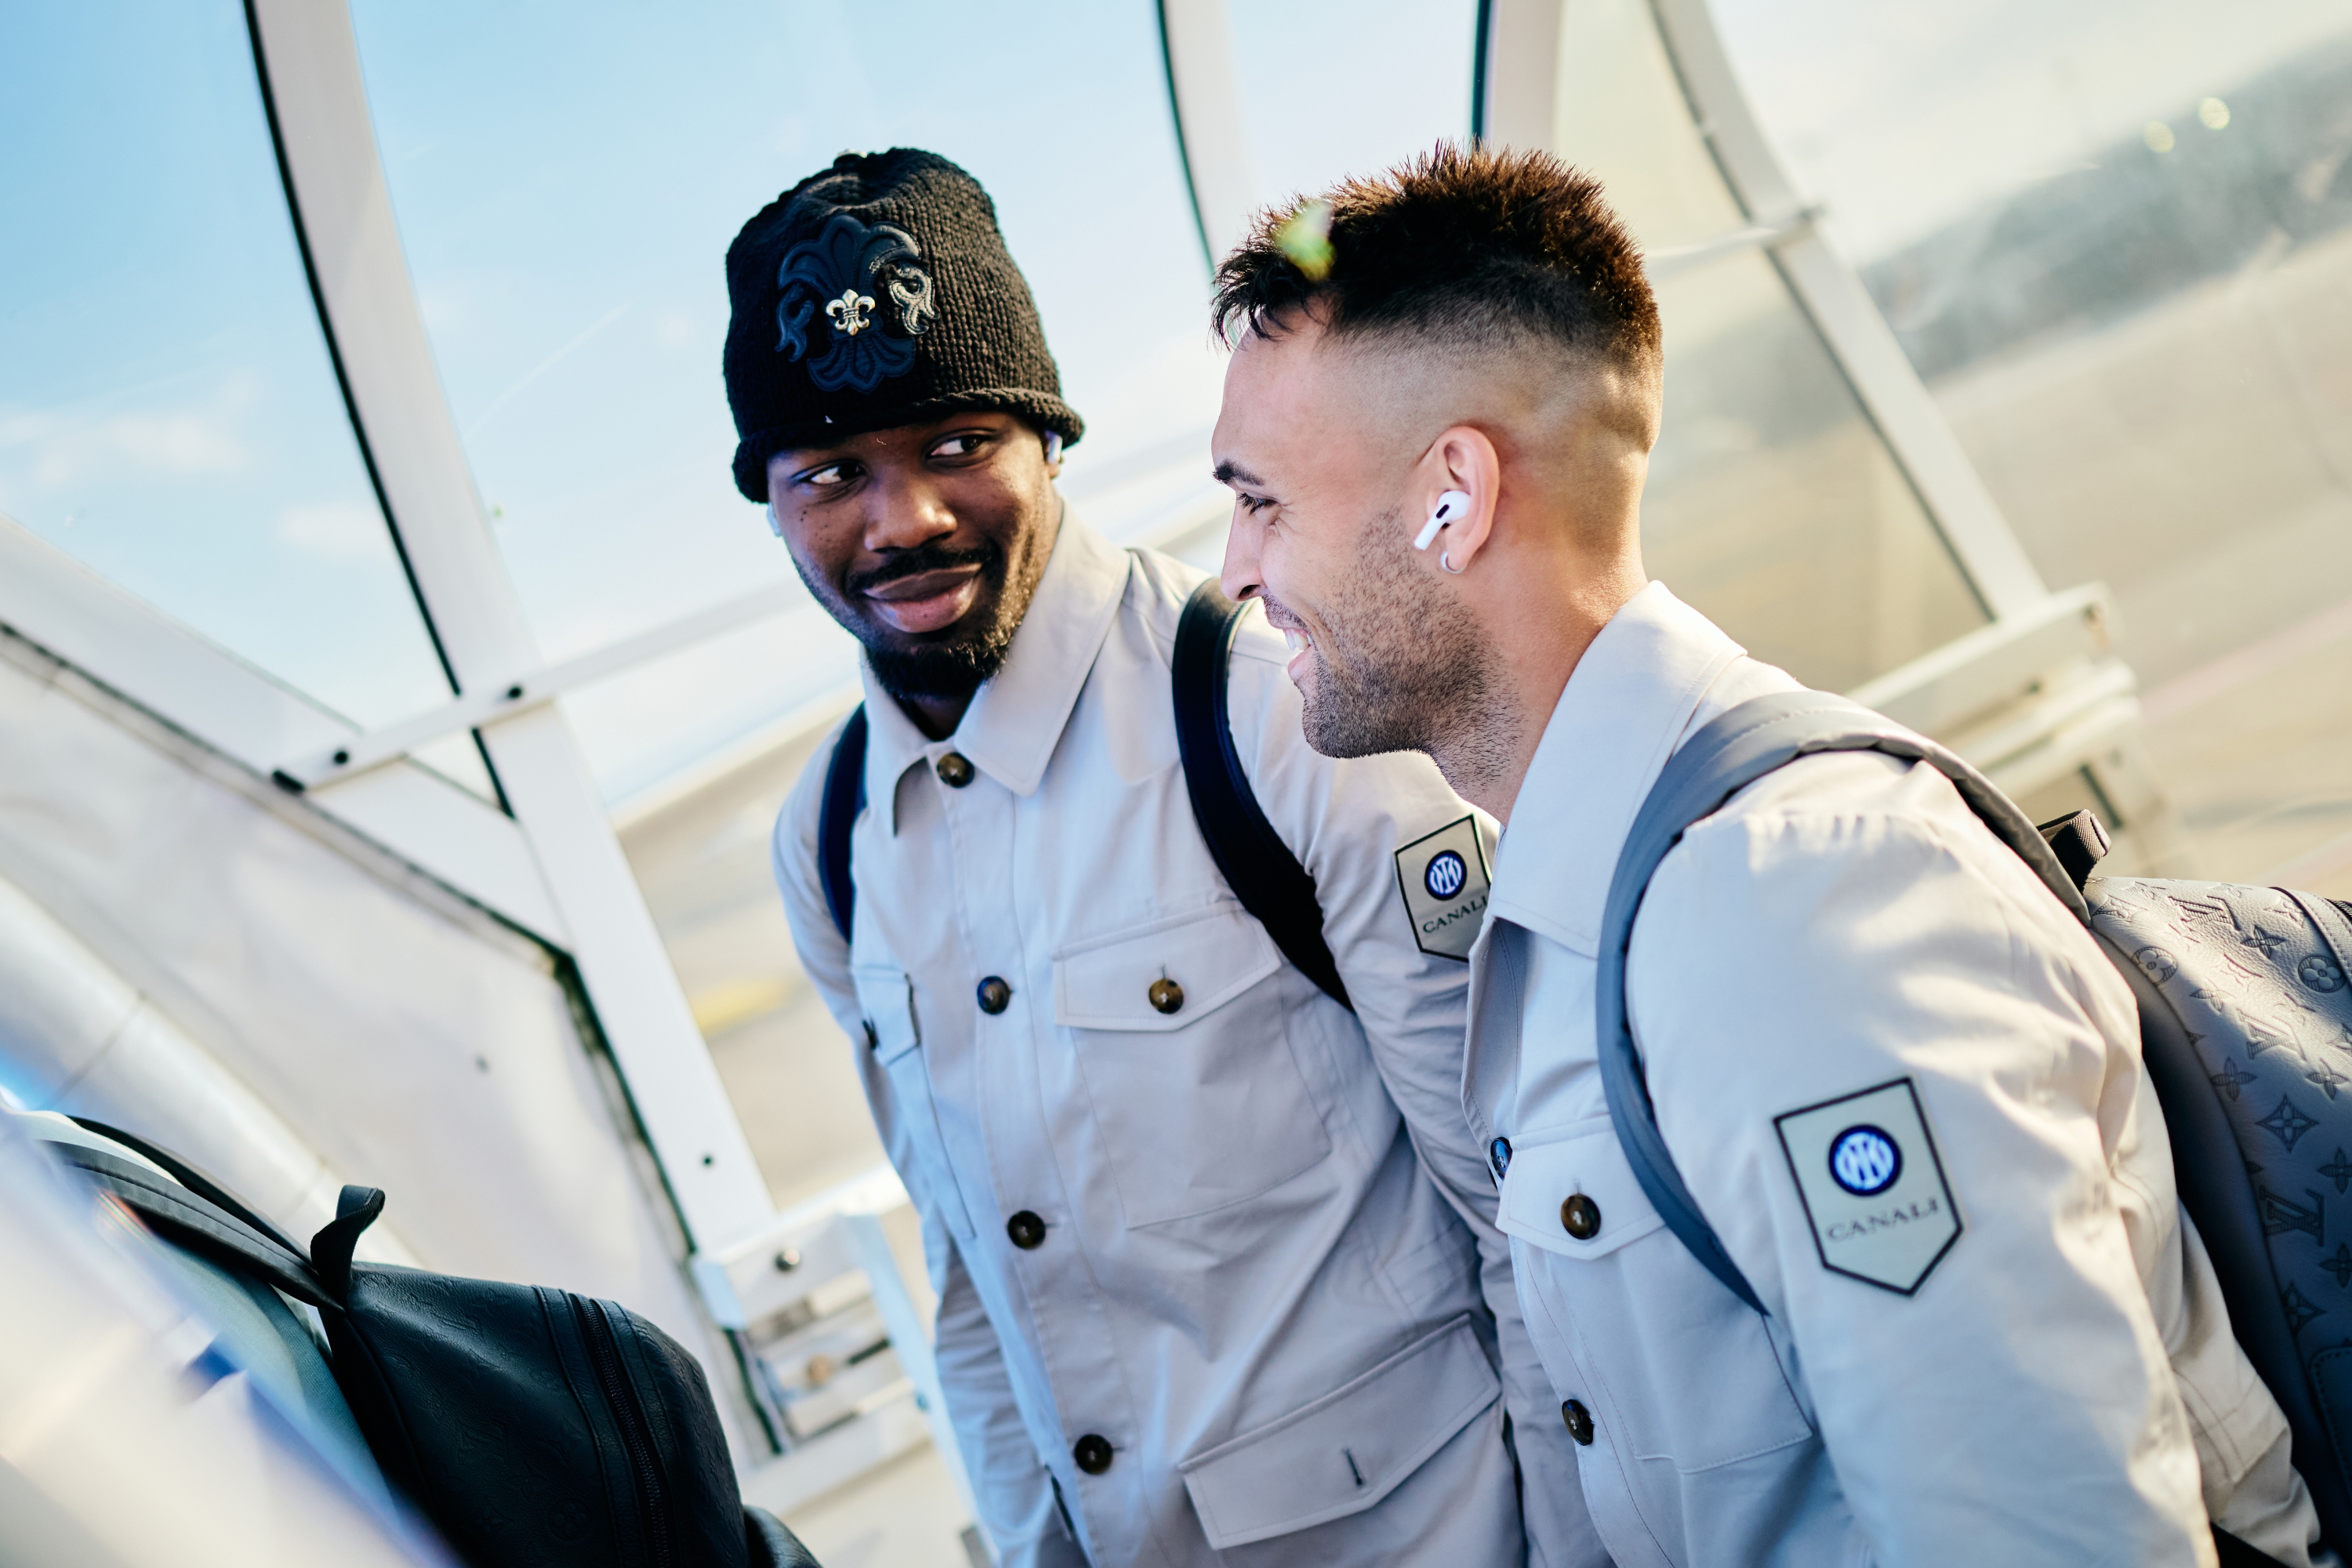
[775,213,934,392]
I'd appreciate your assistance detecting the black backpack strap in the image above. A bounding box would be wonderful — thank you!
[817,705,869,943]
[1173,581,1352,1012]
[1597,691,2084,1316]
[50,1142,338,1310]
[70,1113,311,1258]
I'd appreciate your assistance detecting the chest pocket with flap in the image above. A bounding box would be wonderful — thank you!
[1054,906,1331,1228]
[853,966,975,1241]
[1499,1121,1813,1473]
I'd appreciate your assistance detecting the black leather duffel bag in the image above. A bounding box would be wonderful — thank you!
[55,1120,818,1568]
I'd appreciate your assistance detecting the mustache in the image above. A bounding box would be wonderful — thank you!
[844,542,1001,597]
[1255,592,1305,633]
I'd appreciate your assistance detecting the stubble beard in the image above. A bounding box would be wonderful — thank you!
[1293,508,1519,796]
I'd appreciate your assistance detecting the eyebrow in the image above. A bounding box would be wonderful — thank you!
[1212,459,1267,488]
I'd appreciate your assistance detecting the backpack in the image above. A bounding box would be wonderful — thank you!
[818,580,1353,1009]
[46,1117,822,1568]
[1596,690,2352,1555]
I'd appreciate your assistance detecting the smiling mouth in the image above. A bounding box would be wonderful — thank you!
[1258,598,1316,679]
[1278,626,1316,680]
[861,564,984,635]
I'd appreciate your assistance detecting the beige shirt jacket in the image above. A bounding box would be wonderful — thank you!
[1468,581,2325,1567]
[774,514,1606,1568]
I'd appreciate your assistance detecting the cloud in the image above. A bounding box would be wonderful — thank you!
[274,499,392,563]
[0,375,256,490]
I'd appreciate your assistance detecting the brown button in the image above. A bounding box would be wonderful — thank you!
[1562,1399,1594,1445]
[935,751,975,788]
[977,976,1012,1014]
[1073,1433,1113,1475]
[1148,977,1185,1014]
[1561,1192,1601,1240]
[1007,1210,1047,1250]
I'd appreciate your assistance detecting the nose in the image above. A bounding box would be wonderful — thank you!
[863,463,957,553]
[1218,503,1264,604]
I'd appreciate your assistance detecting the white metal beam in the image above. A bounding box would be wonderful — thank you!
[276,472,1231,804]
[1476,0,1566,154]
[276,582,813,792]
[0,519,566,943]
[246,0,771,1253]
[1644,212,1813,279]
[1156,0,1258,265]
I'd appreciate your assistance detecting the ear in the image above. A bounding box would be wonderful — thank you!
[1420,426,1502,573]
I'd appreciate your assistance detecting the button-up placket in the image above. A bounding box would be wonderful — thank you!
[1454,584,1782,1568]
[851,518,1159,1562]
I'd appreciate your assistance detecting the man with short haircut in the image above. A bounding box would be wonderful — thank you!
[1209,143,2328,1566]
[728,150,1602,1566]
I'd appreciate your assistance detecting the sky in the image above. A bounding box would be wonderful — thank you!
[4,0,2339,800]
[339,0,1474,797]
[0,3,456,731]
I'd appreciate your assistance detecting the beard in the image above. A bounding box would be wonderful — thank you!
[1288,509,1509,777]
[795,533,1051,703]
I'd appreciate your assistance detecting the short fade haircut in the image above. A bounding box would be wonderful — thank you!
[1210,143,1660,379]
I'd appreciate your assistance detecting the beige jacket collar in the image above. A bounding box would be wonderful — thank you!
[1484,581,1747,959]
[860,506,1132,832]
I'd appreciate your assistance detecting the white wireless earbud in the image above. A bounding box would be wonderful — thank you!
[766,501,784,538]
[1413,490,1472,552]
[1043,430,1064,465]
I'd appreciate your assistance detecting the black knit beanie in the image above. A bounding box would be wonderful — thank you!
[724,148,1083,503]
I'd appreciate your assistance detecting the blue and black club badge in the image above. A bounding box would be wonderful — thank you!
[1774,1076,1960,1294]
[775,213,938,393]
[1394,815,1492,961]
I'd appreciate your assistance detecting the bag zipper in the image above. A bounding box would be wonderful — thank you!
[575,1296,673,1568]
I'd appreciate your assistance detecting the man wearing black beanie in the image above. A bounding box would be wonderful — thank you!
[734,150,1600,1568]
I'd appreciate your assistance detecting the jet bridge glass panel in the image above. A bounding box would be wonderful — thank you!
[1547,0,1988,691]
[348,0,1219,806]
[1720,0,2352,891]
[1225,0,1483,209]
[0,1,457,742]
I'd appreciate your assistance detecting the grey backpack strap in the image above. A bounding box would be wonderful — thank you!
[1598,691,2085,1316]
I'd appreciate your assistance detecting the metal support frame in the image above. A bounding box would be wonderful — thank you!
[1471,0,2182,864]
[1474,0,2049,619]
[243,0,771,1256]
[1156,0,1256,266]
[1475,0,1565,154]
[272,581,814,792]
[0,519,565,940]
[1641,0,2049,618]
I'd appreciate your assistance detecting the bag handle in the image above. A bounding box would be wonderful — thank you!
[51,1142,338,1310]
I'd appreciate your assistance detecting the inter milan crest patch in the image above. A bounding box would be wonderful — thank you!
[1773,1076,1960,1294]
[1395,815,1491,961]
[775,212,937,393]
